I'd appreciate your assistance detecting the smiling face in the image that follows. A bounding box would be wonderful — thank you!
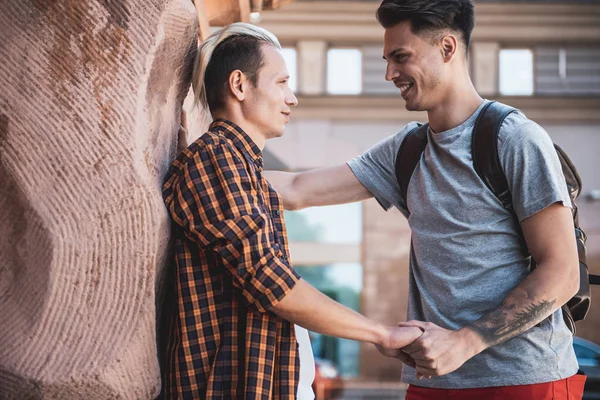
[242,44,298,140]
[383,21,447,112]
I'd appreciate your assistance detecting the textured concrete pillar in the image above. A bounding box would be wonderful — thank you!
[0,1,198,398]
[298,40,327,95]
[472,42,500,96]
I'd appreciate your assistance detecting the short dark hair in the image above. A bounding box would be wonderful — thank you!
[204,35,268,112]
[376,0,475,53]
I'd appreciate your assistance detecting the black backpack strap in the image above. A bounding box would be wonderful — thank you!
[590,274,600,285]
[472,101,519,212]
[395,123,428,213]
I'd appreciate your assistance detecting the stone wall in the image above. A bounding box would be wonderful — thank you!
[0,1,198,398]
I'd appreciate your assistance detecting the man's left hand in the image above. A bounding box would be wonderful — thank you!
[398,320,486,377]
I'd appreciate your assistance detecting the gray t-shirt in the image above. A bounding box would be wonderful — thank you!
[348,100,578,388]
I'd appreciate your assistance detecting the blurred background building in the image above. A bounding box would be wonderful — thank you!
[254,0,600,386]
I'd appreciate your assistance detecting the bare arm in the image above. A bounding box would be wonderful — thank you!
[272,279,422,350]
[463,202,579,350]
[264,164,373,210]
[401,203,580,376]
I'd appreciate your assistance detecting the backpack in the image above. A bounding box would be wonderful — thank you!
[394,100,599,335]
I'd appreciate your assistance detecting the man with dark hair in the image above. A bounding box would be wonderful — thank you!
[376,0,475,50]
[266,1,586,398]
[160,22,422,399]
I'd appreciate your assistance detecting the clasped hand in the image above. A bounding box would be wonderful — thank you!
[377,321,482,378]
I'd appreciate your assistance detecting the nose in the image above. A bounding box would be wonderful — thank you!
[286,89,298,107]
[385,62,399,82]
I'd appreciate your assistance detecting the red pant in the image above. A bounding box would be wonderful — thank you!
[406,374,587,400]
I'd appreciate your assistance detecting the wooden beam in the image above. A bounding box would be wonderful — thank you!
[192,0,296,43]
[204,0,251,26]
[193,0,211,42]
[263,0,295,10]
[251,0,264,13]
[238,0,251,23]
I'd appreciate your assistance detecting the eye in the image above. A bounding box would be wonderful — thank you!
[395,54,408,63]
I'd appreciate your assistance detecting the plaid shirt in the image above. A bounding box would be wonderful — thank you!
[160,119,300,399]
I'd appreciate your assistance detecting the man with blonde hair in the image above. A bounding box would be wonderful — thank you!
[159,23,422,399]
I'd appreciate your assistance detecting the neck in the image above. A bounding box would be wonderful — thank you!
[426,73,483,134]
[212,109,266,150]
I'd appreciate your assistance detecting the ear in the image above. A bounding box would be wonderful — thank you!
[440,34,458,62]
[228,70,249,102]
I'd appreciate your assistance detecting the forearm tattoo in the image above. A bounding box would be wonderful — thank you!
[467,289,557,347]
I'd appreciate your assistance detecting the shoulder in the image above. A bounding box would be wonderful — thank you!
[188,131,236,157]
[392,121,423,147]
[165,131,244,184]
[182,131,243,167]
[350,121,423,173]
[369,121,423,157]
[497,110,553,155]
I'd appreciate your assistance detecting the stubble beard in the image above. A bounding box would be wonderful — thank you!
[407,69,442,112]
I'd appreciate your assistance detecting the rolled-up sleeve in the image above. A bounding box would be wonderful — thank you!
[163,142,299,313]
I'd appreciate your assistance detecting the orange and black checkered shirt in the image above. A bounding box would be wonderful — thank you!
[160,119,300,399]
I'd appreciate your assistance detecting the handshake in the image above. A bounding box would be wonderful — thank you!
[376,321,483,379]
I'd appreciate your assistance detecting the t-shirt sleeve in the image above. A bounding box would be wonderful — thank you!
[346,122,420,213]
[498,116,572,222]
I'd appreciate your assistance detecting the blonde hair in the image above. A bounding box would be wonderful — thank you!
[192,22,281,113]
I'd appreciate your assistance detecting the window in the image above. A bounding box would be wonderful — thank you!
[327,48,363,95]
[535,47,600,95]
[284,204,363,376]
[284,203,361,244]
[499,49,534,96]
[296,263,363,377]
[281,47,298,93]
